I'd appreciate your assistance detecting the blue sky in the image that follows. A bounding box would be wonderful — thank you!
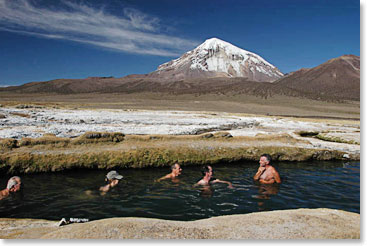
[0,0,360,86]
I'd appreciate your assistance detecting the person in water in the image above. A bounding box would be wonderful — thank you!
[253,154,281,184]
[0,176,22,200]
[195,165,233,188]
[99,170,123,193]
[157,163,182,182]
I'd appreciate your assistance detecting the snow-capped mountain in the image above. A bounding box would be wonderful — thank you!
[150,38,284,82]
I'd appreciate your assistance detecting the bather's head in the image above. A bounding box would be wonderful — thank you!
[201,165,213,177]
[6,176,21,193]
[105,171,123,187]
[171,163,182,176]
[259,154,272,167]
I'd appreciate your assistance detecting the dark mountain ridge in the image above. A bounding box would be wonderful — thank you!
[1,55,360,101]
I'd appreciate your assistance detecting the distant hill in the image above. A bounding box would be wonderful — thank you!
[272,55,360,101]
[1,54,359,102]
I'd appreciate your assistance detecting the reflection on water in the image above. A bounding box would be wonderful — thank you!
[0,161,360,221]
[255,183,280,211]
[199,186,214,198]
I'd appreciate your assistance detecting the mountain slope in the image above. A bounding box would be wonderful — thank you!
[148,38,284,82]
[0,52,359,102]
[272,55,360,100]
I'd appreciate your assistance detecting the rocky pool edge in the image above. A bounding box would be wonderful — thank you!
[0,208,360,239]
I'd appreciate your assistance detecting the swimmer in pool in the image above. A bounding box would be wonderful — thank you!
[156,163,182,182]
[195,165,233,188]
[99,170,123,193]
[0,176,22,200]
[253,154,281,184]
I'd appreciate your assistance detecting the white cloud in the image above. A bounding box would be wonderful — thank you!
[0,0,198,56]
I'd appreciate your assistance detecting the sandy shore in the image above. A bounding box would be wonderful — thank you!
[0,208,359,239]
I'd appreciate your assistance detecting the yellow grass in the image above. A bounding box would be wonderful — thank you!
[0,132,351,174]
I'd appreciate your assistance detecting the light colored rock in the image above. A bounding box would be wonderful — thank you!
[343,154,350,159]
[0,107,360,157]
[0,208,360,239]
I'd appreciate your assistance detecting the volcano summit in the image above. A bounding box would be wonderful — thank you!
[149,38,284,82]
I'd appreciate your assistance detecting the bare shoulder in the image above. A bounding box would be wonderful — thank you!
[158,173,171,181]
[269,165,278,172]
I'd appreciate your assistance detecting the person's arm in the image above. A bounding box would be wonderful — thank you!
[156,177,164,182]
[0,188,9,199]
[99,184,111,192]
[156,174,170,182]
[0,190,6,200]
[259,179,275,184]
[253,167,266,181]
[259,169,281,184]
[273,169,281,184]
[212,179,234,188]
[194,179,205,187]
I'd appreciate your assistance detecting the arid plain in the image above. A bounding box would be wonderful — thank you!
[0,91,360,173]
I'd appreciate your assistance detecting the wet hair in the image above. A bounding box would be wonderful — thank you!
[261,154,272,163]
[7,176,20,190]
[201,165,211,176]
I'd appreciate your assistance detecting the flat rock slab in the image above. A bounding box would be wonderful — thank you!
[0,208,360,239]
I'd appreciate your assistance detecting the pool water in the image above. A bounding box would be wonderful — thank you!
[0,161,360,221]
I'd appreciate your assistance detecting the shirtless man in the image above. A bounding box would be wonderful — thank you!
[195,165,233,188]
[253,154,281,184]
[0,176,22,200]
[157,163,182,182]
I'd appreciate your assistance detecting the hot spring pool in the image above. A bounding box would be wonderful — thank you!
[0,161,360,221]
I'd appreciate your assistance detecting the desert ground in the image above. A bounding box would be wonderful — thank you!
[0,92,360,119]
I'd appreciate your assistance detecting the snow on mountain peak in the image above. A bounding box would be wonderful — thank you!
[154,37,284,82]
[199,37,248,54]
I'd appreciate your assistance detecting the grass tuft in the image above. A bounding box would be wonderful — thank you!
[0,145,347,174]
[0,132,355,174]
[72,132,125,144]
[315,134,359,145]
